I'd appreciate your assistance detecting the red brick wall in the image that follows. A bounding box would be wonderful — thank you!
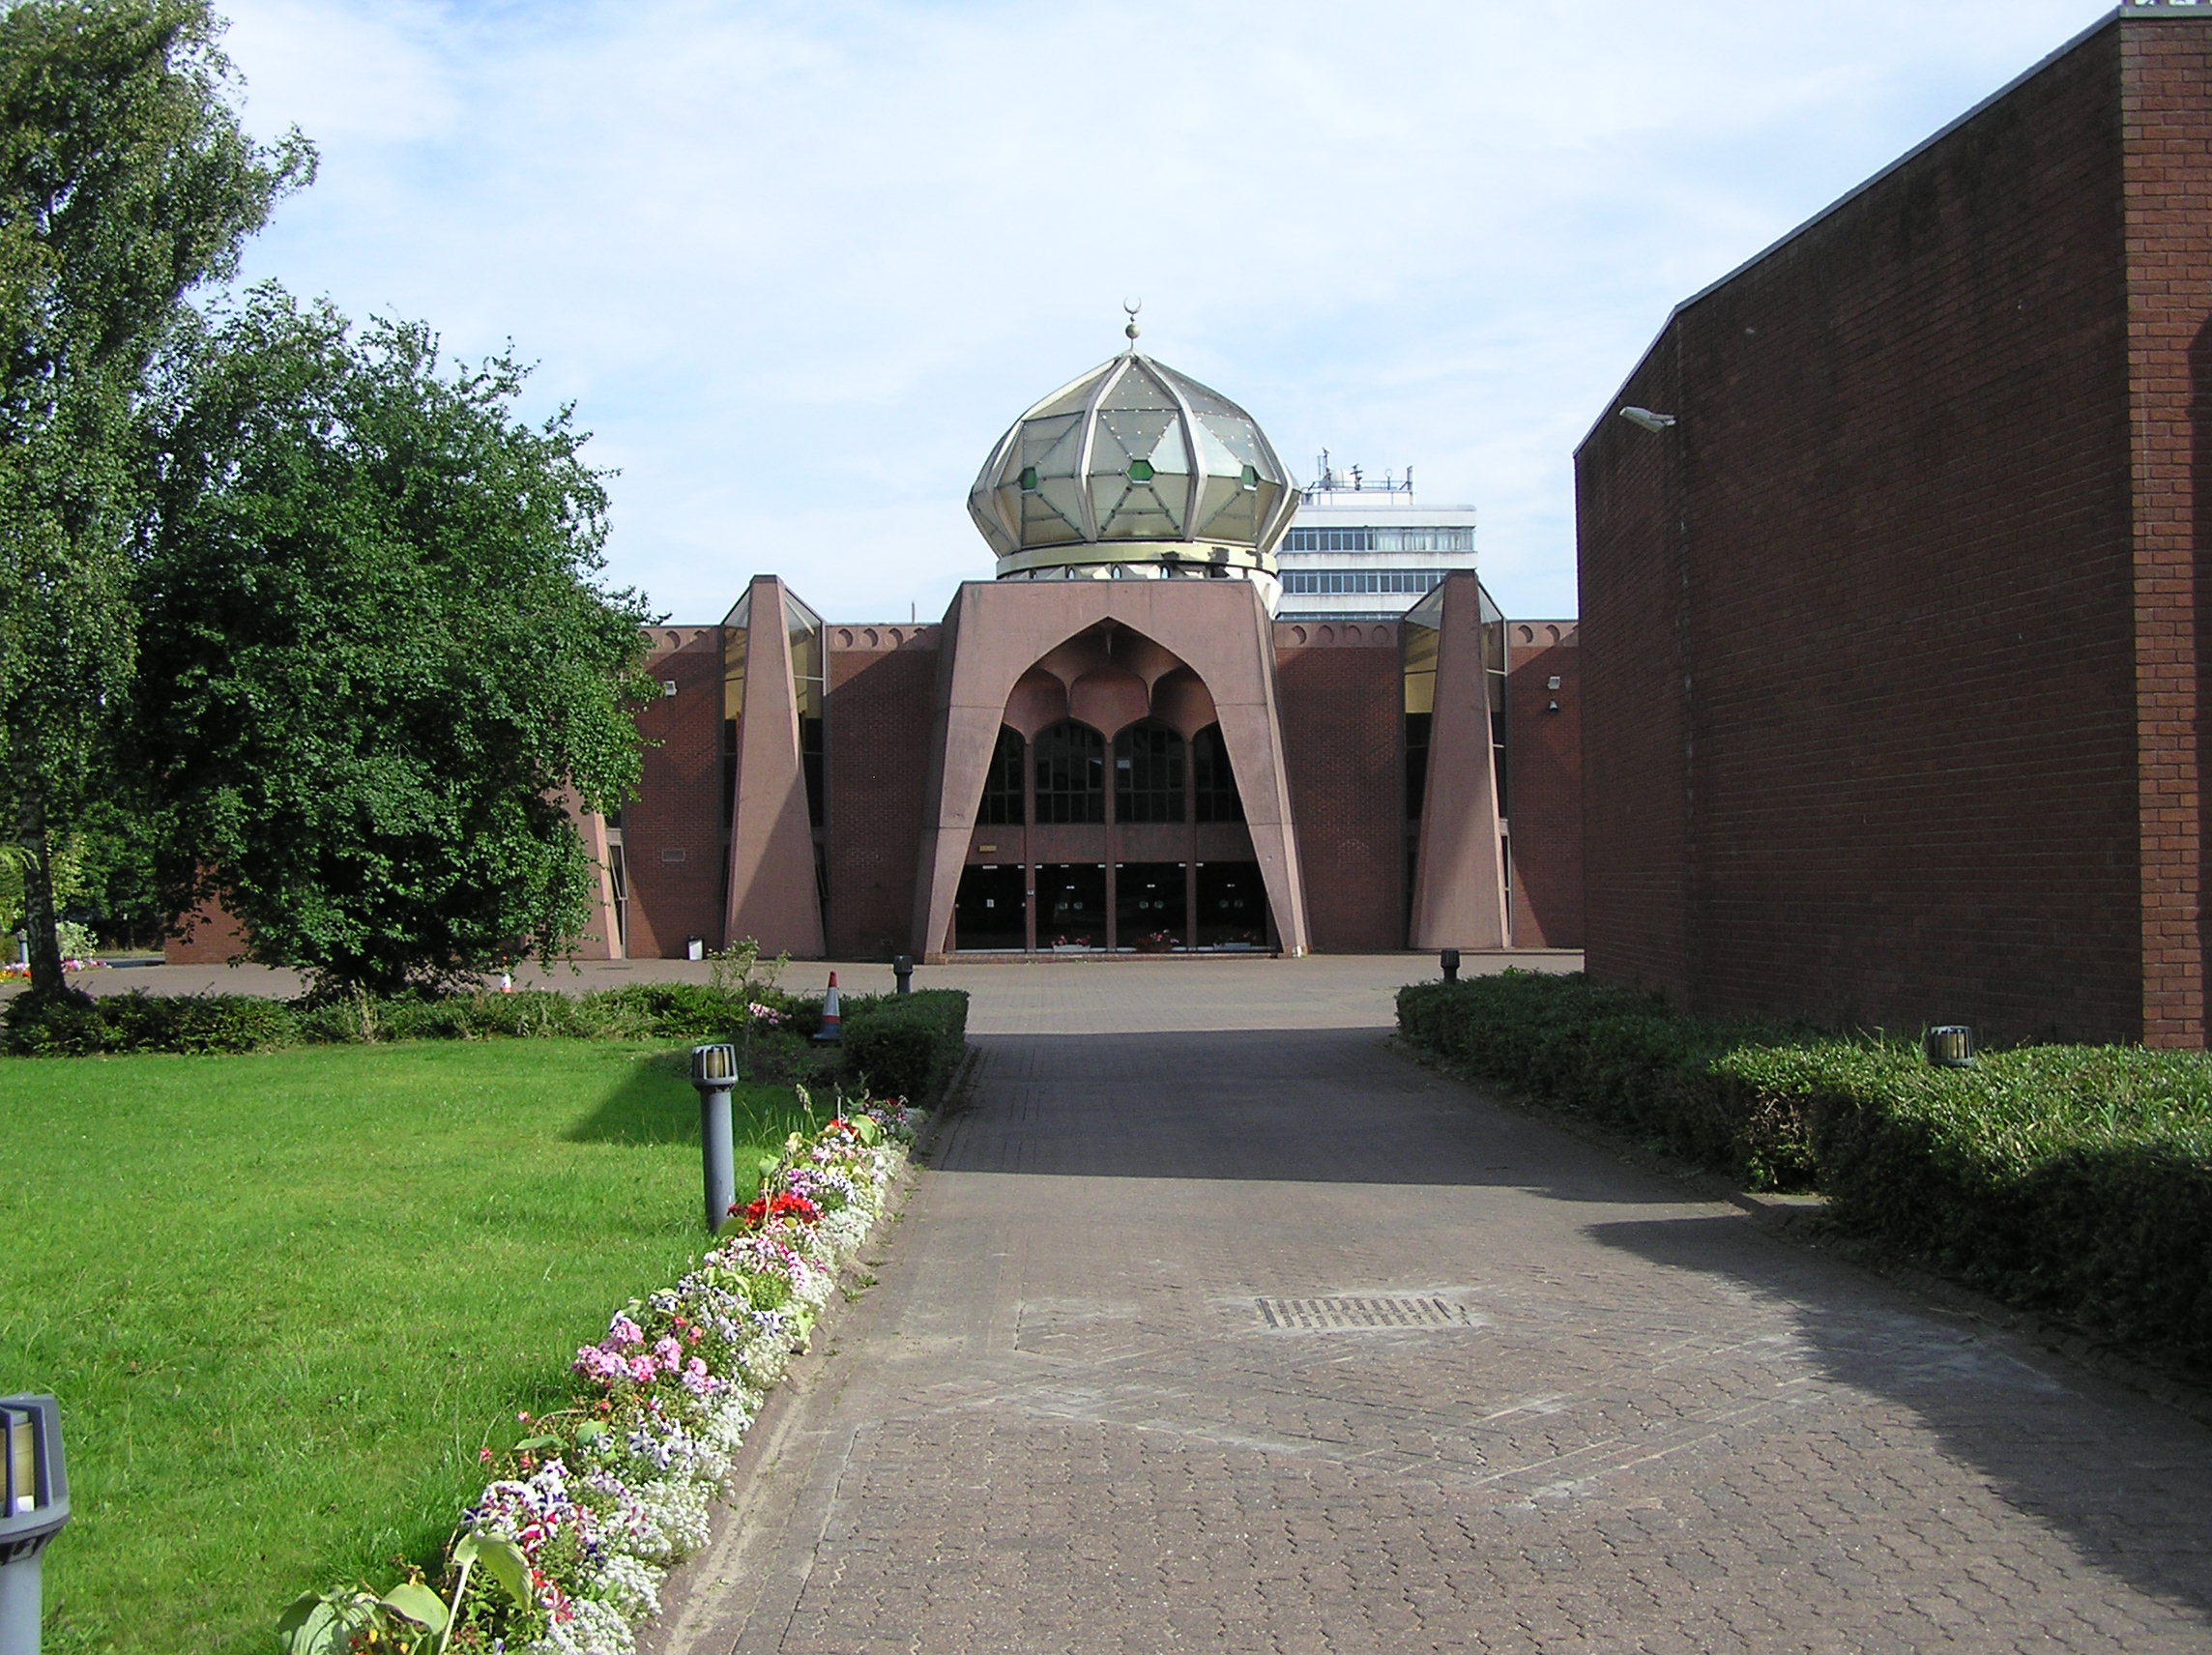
[626,626,728,958]
[2122,22,2212,1048]
[1578,343,1692,1002]
[1506,624,1583,948]
[1579,21,2146,1042]
[824,624,941,958]
[1274,622,1406,951]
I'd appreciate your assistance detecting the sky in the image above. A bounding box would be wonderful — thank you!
[215,0,2112,625]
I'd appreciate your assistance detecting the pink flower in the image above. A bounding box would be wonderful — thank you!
[653,1336,683,1366]
[627,1354,657,1383]
[609,1314,645,1347]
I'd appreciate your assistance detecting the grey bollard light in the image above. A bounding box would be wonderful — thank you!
[892,954,914,996]
[1441,948,1461,983]
[691,1044,738,1234]
[0,1395,68,1655]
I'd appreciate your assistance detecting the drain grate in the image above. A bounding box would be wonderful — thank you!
[1257,1295,1471,1331]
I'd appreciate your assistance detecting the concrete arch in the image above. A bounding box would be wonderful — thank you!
[912,580,1310,958]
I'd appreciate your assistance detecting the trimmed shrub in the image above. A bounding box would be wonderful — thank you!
[1395,973,1815,1187]
[2,990,304,1056]
[839,990,969,1108]
[1396,972,2212,1370]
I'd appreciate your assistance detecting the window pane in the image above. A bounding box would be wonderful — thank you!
[1191,724,1243,824]
[1033,721,1105,824]
[1114,722,1185,823]
[978,727,1025,825]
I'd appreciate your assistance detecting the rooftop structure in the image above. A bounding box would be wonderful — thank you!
[1276,452,1482,622]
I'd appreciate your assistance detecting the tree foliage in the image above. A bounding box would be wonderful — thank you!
[139,287,654,997]
[0,0,310,993]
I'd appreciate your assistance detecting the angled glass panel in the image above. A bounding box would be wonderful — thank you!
[1190,474,1249,540]
[1031,368,1109,421]
[1102,361,1179,413]
[1195,410,1266,471]
[1103,484,1180,539]
[1022,413,1085,476]
[1095,408,1175,469]
[1020,485,1083,544]
[1037,475,1086,532]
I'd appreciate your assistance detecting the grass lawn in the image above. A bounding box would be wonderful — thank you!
[0,1040,819,1655]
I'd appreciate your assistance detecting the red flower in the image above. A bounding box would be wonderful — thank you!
[738,1191,822,1229]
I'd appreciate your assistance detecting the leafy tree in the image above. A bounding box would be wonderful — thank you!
[139,287,654,998]
[0,0,310,995]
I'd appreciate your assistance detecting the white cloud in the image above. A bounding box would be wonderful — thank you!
[217,0,2106,623]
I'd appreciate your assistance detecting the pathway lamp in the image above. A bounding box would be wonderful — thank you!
[1924,1026,1976,1068]
[0,1395,68,1655]
[1441,948,1461,983]
[691,1044,738,1234]
[893,954,914,996]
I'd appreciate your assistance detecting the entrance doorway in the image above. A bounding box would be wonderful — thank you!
[1038,863,1107,950]
[1195,861,1266,949]
[1116,861,1186,951]
[953,863,1027,951]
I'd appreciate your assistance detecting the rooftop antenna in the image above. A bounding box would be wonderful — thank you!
[1122,298,1142,348]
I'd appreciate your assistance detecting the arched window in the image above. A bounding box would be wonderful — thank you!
[1191,724,1243,823]
[1033,721,1105,824]
[1114,721,1185,824]
[978,727,1025,825]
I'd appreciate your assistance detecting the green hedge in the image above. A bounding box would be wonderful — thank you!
[0,982,824,1057]
[839,989,970,1109]
[1397,972,2212,1370]
[1395,973,1818,1188]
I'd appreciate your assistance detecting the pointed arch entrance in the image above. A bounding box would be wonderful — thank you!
[914,580,1309,958]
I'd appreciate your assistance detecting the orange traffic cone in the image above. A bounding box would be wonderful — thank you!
[813,971,843,1045]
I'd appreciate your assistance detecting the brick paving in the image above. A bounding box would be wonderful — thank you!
[661,959,2210,1652]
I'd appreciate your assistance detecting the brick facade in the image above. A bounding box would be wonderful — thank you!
[1506,624,1583,950]
[1273,622,1409,952]
[1577,12,2212,1044]
[824,624,941,958]
[627,626,728,961]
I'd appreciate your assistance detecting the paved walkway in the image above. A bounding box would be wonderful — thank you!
[654,961,2212,1654]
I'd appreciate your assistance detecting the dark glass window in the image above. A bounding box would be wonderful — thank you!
[954,863,1027,950]
[979,727,1025,825]
[1191,724,1243,824]
[1405,711,1432,821]
[1195,861,1266,948]
[1115,722,1184,823]
[1117,861,1186,949]
[1039,862,1106,948]
[1033,721,1105,824]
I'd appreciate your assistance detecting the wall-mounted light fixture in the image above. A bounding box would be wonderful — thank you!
[1617,406,1678,433]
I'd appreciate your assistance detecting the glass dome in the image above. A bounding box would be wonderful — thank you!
[969,352,1299,593]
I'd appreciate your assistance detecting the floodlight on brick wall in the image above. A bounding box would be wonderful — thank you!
[0,1395,68,1655]
[691,1044,738,1234]
[1924,1026,1976,1068]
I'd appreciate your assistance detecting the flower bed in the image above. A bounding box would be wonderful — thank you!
[280,1093,922,1655]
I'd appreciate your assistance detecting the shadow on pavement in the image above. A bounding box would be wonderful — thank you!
[1588,1211,2212,1630]
[930,1028,1700,1199]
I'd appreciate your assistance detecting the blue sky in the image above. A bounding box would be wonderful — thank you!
[218,0,2110,624]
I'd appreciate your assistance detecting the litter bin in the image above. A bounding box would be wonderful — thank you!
[684,936,705,962]
[0,1396,68,1655]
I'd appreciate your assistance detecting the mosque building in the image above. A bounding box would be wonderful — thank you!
[473,336,1583,965]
